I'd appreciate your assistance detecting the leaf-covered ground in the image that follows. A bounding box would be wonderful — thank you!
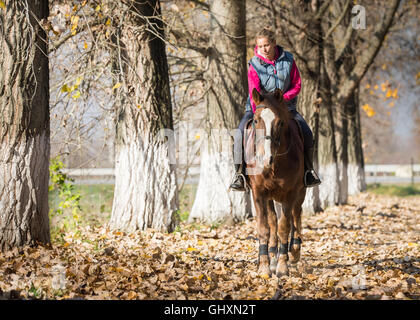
[0,192,418,300]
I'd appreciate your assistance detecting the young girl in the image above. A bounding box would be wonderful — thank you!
[230,28,321,191]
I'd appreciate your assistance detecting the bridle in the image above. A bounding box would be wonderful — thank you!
[254,105,291,158]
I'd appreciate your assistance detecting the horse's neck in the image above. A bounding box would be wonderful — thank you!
[276,116,290,153]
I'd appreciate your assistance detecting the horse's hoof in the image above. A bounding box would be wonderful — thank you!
[289,250,300,264]
[276,269,289,278]
[270,259,277,274]
[258,265,271,278]
[276,262,289,277]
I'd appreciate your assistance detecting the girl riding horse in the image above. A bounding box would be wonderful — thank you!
[230,28,321,190]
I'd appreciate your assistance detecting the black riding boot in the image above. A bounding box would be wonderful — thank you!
[230,163,246,191]
[304,147,321,187]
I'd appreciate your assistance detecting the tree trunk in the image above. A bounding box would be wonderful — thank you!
[298,76,322,214]
[317,62,340,209]
[0,0,50,250]
[189,0,249,224]
[109,0,178,232]
[347,87,366,195]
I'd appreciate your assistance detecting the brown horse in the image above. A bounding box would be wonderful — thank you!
[245,88,306,277]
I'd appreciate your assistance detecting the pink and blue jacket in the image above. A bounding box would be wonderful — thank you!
[247,45,301,113]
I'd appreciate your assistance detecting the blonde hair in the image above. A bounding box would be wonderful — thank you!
[255,28,276,44]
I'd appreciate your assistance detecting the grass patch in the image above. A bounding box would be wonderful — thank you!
[49,184,114,242]
[49,183,198,234]
[367,183,420,197]
[178,184,197,222]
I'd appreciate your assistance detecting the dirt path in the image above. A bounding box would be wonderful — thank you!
[0,193,418,300]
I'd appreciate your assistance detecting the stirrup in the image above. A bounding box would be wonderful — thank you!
[304,170,321,187]
[229,173,248,192]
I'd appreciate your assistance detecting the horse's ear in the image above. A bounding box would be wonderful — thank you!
[252,88,263,105]
[273,88,283,101]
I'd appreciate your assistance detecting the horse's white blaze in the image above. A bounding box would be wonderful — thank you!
[260,108,275,162]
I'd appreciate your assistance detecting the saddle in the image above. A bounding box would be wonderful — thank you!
[243,117,304,166]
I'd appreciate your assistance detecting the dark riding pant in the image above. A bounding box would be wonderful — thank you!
[233,109,313,165]
[289,109,314,150]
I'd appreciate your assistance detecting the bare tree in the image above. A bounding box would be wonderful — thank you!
[0,0,50,250]
[187,0,249,224]
[107,0,178,232]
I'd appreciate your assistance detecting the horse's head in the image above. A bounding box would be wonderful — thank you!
[252,88,288,169]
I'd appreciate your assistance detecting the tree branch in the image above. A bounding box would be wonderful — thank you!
[337,0,401,104]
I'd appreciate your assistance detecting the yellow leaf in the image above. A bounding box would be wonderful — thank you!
[382,63,387,70]
[187,247,199,252]
[112,82,122,90]
[0,1,5,10]
[137,105,142,109]
[63,242,70,248]
[197,240,203,246]
[408,242,418,247]
[362,104,376,117]
[365,84,371,89]
[84,42,88,50]
[260,273,270,280]
[385,89,392,98]
[95,5,101,12]
[392,88,398,99]
[195,134,200,140]
[75,76,83,86]
[70,15,79,27]
[61,84,71,92]
[127,291,137,300]
[72,90,81,99]
[389,101,395,107]
[106,18,111,26]
[374,85,378,90]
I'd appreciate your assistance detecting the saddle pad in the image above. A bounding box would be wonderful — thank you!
[244,119,256,165]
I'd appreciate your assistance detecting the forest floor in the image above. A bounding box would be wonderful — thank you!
[0,190,419,300]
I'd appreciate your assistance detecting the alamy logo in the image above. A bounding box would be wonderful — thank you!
[352,5,366,30]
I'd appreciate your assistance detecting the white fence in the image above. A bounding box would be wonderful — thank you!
[61,164,420,185]
[365,164,420,184]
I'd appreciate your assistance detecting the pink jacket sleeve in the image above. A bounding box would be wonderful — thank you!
[283,61,301,102]
[248,64,261,112]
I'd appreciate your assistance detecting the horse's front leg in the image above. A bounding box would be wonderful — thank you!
[276,202,292,277]
[289,199,304,264]
[254,195,271,277]
[267,200,278,274]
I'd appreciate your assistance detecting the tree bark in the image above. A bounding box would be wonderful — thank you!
[109,0,178,232]
[299,76,322,213]
[189,0,249,224]
[0,0,50,250]
[347,87,366,195]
